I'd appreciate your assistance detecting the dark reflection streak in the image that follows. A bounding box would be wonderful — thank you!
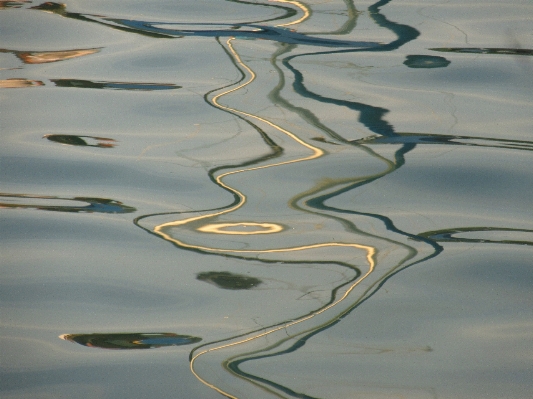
[110,20,378,48]
[430,47,533,56]
[51,79,181,91]
[31,0,300,39]
[189,261,362,362]
[265,2,433,249]
[283,55,395,138]
[421,227,533,246]
[268,44,426,260]
[216,2,441,396]
[0,193,136,214]
[227,244,441,399]
[367,0,420,52]
[31,2,175,38]
[354,133,533,151]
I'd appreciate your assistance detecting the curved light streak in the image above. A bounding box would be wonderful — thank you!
[197,222,284,235]
[273,0,311,27]
[149,36,378,398]
[189,245,375,399]
[153,37,324,239]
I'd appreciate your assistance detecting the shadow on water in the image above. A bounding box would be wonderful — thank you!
[60,333,202,350]
[197,271,263,290]
[51,79,181,91]
[0,193,136,214]
[28,0,531,397]
[44,134,117,148]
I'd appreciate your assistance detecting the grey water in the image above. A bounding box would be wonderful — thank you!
[1,1,532,398]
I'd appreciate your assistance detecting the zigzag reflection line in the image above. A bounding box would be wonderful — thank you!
[213,39,323,159]
[154,38,323,232]
[189,247,375,399]
[152,37,375,399]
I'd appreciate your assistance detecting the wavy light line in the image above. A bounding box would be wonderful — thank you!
[148,37,377,398]
[273,0,311,27]
[189,246,375,399]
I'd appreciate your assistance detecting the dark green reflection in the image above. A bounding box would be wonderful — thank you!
[51,79,181,91]
[420,227,533,246]
[61,333,202,349]
[197,271,262,290]
[403,54,450,68]
[0,193,136,214]
[430,47,533,56]
[44,134,116,148]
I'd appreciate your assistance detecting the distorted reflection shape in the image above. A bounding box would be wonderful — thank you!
[44,134,117,148]
[112,20,379,48]
[0,0,30,9]
[60,333,202,350]
[403,54,450,68]
[132,2,438,398]
[30,1,176,38]
[197,271,262,290]
[353,132,533,151]
[0,193,136,214]
[25,0,527,397]
[197,222,284,235]
[0,47,101,64]
[0,78,43,88]
[30,0,304,37]
[51,79,181,91]
[431,47,533,56]
[420,227,533,246]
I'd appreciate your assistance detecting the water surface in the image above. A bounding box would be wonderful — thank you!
[1,1,532,398]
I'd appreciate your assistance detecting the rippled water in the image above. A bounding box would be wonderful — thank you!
[1,1,533,398]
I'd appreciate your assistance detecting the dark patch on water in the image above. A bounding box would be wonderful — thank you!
[60,333,202,349]
[197,271,262,290]
[403,54,450,68]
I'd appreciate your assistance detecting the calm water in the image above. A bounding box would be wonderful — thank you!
[1,1,533,398]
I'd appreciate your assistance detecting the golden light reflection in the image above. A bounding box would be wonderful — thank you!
[147,33,383,398]
[147,16,414,398]
[197,222,284,235]
[189,245,375,399]
[153,37,324,243]
[272,0,311,27]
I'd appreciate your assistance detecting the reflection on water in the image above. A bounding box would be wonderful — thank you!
[2,0,532,398]
[403,54,450,69]
[51,79,181,91]
[431,47,533,56]
[44,134,117,148]
[197,271,262,290]
[0,47,101,64]
[60,333,202,350]
[0,193,136,213]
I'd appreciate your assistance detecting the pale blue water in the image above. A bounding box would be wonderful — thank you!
[1,1,532,398]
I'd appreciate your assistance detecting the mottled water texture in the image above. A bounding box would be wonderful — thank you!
[1,1,532,399]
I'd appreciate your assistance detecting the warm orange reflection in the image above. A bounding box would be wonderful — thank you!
[0,47,101,64]
[0,78,44,88]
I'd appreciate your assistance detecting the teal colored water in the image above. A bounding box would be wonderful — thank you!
[1,1,532,398]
